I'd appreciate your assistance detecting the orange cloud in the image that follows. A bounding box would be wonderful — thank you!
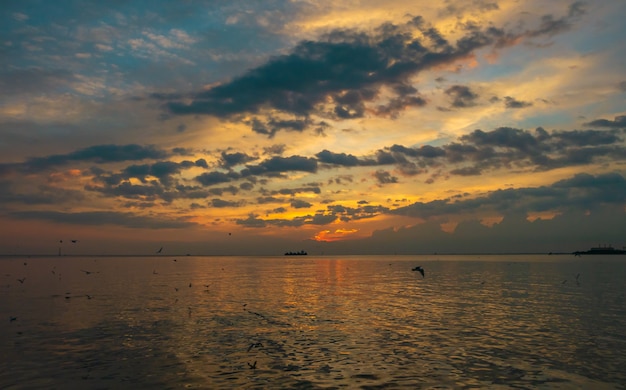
[314,228,359,242]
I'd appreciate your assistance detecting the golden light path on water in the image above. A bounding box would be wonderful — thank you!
[1,254,625,389]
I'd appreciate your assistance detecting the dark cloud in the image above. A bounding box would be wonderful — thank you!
[9,210,196,229]
[92,159,207,187]
[263,144,287,155]
[85,181,170,201]
[158,10,580,135]
[235,199,390,228]
[196,171,240,186]
[220,151,257,168]
[450,166,482,176]
[374,170,399,184]
[211,198,244,208]
[6,144,169,174]
[503,96,532,109]
[390,172,626,219]
[445,85,479,108]
[527,2,586,38]
[249,117,315,137]
[316,150,361,166]
[235,214,267,228]
[256,196,283,204]
[387,126,626,175]
[243,156,317,175]
[272,186,321,196]
[0,181,85,205]
[291,199,312,209]
[438,1,499,18]
[584,115,626,128]
[389,144,446,158]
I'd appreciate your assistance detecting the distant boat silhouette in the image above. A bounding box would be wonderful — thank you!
[285,250,307,256]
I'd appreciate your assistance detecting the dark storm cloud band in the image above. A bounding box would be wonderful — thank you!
[8,210,196,229]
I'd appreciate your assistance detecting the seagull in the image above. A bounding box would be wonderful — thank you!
[17,277,26,284]
[247,342,263,352]
[412,266,425,277]
[156,247,163,253]
[80,269,97,275]
[71,240,78,243]
[247,361,257,369]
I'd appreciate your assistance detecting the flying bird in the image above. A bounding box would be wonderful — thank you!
[17,277,26,284]
[71,240,77,243]
[412,266,425,277]
[248,361,257,369]
[156,247,163,253]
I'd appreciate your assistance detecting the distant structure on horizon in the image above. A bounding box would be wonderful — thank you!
[573,244,626,255]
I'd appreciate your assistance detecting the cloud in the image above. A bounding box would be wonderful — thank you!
[291,199,312,209]
[445,85,479,108]
[583,115,626,128]
[390,172,626,219]
[316,150,361,166]
[211,198,244,208]
[373,170,398,184]
[0,68,76,96]
[220,151,257,168]
[503,96,532,109]
[243,155,318,175]
[196,171,240,186]
[8,210,196,229]
[386,126,626,174]
[0,181,85,205]
[6,144,170,174]
[158,8,583,135]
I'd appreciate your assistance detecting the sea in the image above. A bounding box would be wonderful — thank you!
[1,254,625,389]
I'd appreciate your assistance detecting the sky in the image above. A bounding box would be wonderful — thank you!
[1,0,625,256]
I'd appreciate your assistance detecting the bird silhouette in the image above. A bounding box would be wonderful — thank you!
[412,266,425,277]
[71,240,77,243]
[17,277,26,284]
[248,361,257,369]
[156,247,163,253]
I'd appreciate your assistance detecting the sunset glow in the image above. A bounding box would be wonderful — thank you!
[1,1,625,255]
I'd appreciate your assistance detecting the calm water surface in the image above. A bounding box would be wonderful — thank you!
[1,254,625,389]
